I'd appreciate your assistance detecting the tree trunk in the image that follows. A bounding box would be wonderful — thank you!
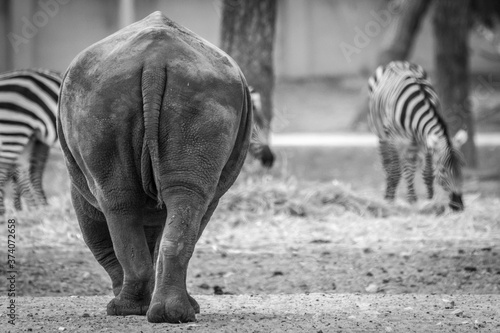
[352,0,432,130]
[377,0,433,65]
[220,0,277,139]
[0,0,12,71]
[433,0,477,168]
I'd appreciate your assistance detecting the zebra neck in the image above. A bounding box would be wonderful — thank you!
[425,133,449,154]
[434,138,458,171]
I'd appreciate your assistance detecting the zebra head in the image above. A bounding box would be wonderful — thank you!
[248,86,275,168]
[433,129,468,211]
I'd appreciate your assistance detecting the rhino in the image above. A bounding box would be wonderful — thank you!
[57,12,252,323]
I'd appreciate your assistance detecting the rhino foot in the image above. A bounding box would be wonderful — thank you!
[188,294,200,314]
[106,297,150,316]
[147,294,196,323]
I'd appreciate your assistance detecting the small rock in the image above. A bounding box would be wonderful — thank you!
[464,266,477,272]
[82,313,90,318]
[213,285,224,295]
[442,299,455,309]
[198,283,210,290]
[310,239,331,244]
[451,309,464,317]
[365,283,378,293]
[58,327,66,332]
[474,319,485,329]
[400,251,411,259]
[272,271,284,277]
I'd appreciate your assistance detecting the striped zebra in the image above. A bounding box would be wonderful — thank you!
[0,68,61,214]
[368,61,467,211]
[248,86,275,167]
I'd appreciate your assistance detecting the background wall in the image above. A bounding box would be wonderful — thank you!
[1,0,499,77]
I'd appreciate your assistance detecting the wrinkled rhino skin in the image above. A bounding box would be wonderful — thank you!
[57,11,252,323]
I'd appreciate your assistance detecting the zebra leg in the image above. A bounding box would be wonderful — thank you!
[379,140,401,201]
[11,169,22,211]
[423,152,434,199]
[402,144,419,203]
[15,163,38,209]
[30,140,50,206]
[0,162,16,215]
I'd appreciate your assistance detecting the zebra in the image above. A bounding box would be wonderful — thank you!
[367,61,467,211]
[248,86,275,167]
[0,68,61,214]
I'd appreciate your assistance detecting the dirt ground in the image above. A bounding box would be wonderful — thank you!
[12,230,500,298]
[3,294,500,332]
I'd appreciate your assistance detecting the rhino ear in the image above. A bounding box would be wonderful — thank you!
[452,129,468,148]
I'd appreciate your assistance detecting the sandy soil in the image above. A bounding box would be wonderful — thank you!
[2,294,499,332]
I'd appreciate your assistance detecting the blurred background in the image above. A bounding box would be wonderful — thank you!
[1,0,500,194]
[1,0,500,77]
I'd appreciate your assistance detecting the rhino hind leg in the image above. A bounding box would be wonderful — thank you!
[102,207,156,316]
[144,223,201,315]
[146,187,212,323]
[70,185,124,296]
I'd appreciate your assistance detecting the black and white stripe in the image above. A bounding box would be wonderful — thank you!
[0,68,61,214]
[248,86,275,167]
[368,61,465,211]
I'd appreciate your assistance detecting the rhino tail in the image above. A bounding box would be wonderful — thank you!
[141,66,166,206]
